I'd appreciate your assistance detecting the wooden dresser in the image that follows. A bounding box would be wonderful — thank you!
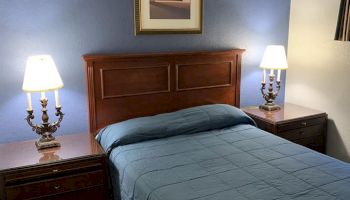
[0,134,109,200]
[242,103,327,153]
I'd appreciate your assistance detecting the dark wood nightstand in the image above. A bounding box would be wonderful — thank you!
[0,134,110,200]
[242,103,327,153]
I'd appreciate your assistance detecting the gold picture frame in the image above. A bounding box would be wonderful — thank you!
[134,0,203,35]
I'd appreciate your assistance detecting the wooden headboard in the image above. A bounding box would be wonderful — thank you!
[83,49,244,135]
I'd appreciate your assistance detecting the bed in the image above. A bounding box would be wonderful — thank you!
[83,50,350,200]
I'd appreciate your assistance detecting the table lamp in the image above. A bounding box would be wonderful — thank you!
[259,45,288,111]
[22,55,64,150]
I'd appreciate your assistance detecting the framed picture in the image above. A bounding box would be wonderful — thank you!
[134,0,203,35]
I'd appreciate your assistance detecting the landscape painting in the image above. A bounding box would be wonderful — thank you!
[150,0,191,19]
[134,0,202,34]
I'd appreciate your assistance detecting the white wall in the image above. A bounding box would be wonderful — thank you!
[286,0,350,162]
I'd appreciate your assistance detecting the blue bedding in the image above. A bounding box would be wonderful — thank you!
[97,104,350,200]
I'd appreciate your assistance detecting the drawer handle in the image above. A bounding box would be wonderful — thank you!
[301,122,307,126]
[54,185,61,190]
[52,169,59,173]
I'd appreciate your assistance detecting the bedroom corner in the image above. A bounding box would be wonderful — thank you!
[3,1,350,200]
[286,0,350,162]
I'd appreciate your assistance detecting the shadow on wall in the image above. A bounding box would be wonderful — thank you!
[327,119,349,162]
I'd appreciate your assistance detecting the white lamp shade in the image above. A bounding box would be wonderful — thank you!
[22,55,64,92]
[259,45,288,70]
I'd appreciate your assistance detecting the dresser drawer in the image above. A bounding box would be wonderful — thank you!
[277,117,326,132]
[277,124,324,141]
[6,170,104,200]
[4,158,103,185]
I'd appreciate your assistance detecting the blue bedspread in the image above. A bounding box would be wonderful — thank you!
[97,105,350,200]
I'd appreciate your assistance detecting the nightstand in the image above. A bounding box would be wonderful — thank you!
[242,103,327,153]
[0,134,110,200]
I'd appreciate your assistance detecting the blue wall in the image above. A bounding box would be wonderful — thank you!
[0,0,290,143]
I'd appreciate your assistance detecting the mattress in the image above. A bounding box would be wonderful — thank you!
[97,104,350,200]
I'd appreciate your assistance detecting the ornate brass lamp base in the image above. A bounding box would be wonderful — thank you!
[26,98,64,150]
[35,135,61,150]
[260,74,281,112]
[259,103,281,111]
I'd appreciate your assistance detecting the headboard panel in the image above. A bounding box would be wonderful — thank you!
[84,50,244,135]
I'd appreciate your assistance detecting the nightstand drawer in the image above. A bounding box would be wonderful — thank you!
[277,124,324,141]
[294,136,324,152]
[242,104,327,154]
[34,185,106,200]
[254,118,275,133]
[4,158,103,185]
[277,117,326,132]
[6,170,103,200]
[0,134,109,200]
